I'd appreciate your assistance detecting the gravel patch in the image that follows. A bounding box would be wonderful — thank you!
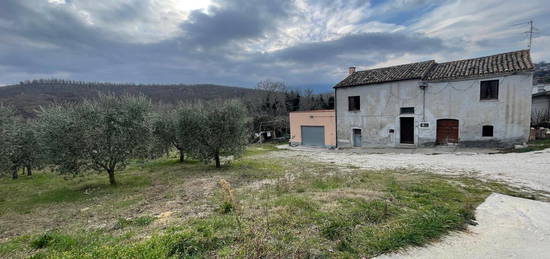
[273,146,550,193]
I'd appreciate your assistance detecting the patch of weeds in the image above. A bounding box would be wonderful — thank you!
[218,201,234,214]
[113,216,156,229]
[273,195,320,213]
[243,143,280,157]
[30,233,54,249]
[310,176,346,191]
[320,199,395,240]
[0,236,31,258]
[168,228,224,258]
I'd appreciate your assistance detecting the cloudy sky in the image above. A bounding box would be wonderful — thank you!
[1,0,549,91]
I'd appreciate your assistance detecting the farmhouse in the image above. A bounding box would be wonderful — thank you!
[334,50,534,148]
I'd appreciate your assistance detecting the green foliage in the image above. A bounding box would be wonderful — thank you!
[30,232,55,249]
[152,103,204,163]
[114,216,155,229]
[36,94,153,185]
[1,148,542,259]
[0,104,18,176]
[194,100,250,167]
[0,104,42,179]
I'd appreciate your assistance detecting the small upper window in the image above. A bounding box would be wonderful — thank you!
[480,80,499,100]
[348,96,360,111]
[482,125,494,137]
[400,107,415,114]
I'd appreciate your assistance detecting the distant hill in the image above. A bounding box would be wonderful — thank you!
[0,79,258,117]
[534,62,550,84]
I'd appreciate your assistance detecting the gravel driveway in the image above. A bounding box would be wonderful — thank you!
[274,146,550,194]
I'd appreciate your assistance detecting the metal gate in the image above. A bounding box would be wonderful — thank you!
[301,126,325,147]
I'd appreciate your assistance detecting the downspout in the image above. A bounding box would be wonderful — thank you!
[419,82,428,121]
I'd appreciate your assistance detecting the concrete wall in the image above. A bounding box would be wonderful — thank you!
[336,73,533,148]
[289,110,336,147]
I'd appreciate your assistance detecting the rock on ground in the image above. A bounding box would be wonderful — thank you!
[376,193,550,259]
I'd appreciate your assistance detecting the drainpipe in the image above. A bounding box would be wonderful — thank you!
[334,87,338,148]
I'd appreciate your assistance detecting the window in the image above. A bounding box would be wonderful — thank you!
[482,125,494,137]
[400,107,415,114]
[480,80,499,100]
[348,96,360,111]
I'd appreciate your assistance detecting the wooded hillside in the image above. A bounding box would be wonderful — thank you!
[0,80,259,117]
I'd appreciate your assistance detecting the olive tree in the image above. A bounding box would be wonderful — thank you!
[152,104,202,162]
[11,121,42,177]
[152,108,180,159]
[195,100,249,168]
[37,94,153,185]
[0,105,42,179]
[0,105,17,178]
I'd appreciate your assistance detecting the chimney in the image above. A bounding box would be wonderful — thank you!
[348,66,356,76]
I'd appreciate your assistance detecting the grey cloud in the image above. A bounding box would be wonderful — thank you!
[181,0,291,49]
[0,0,458,91]
[269,32,452,64]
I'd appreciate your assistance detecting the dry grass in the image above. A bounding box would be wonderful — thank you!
[0,144,542,258]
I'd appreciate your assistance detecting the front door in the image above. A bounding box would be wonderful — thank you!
[436,119,459,144]
[400,117,414,144]
[353,129,362,147]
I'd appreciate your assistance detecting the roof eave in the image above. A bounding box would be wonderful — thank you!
[334,77,424,89]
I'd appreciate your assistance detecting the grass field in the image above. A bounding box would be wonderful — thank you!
[0,143,539,258]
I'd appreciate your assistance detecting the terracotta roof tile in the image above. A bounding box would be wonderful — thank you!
[425,50,534,81]
[334,50,534,88]
[334,60,435,88]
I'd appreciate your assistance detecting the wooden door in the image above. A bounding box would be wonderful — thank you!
[436,119,459,144]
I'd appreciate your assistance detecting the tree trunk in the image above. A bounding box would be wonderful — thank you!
[108,169,117,186]
[26,166,32,176]
[215,154,221,168]
[12,168,18,179]
[179,149,185,163]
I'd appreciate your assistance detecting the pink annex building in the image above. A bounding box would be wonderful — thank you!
[289,110,336,148]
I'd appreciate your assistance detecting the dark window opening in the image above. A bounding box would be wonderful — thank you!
[480,80,499,100]
[400,107,415,114]
[482,125,494,137]
[348,96,360,111]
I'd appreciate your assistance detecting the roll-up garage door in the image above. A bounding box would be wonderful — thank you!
[301,126,325,147]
